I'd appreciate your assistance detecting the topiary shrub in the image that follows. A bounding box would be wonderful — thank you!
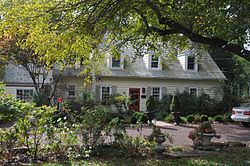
[200,115,208,122]
[164,114,174,123]
[186,115,195,123]
[214,115,223,122]
[194,115,201,123]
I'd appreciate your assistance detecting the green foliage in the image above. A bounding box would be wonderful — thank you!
[164,114,174,123]
[170,95,180,112]
[200,115,208,122]
[16,105,56,159]
[194,115,201,123]
[214,115,223,123]
[130,112,148,124]
[186,115,195,123]
[0,86,34,124]
[115,133,156,158]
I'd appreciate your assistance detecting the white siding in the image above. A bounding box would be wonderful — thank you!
[177,55,186,70]
[143,54,149,69]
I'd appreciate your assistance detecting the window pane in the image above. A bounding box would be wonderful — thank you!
[112,57,121,68]
[16,89,33,101]
[102,86,111,100]
[68,85,76,97]
[190,88,197,95]
[152,87,160,100]
[187,56,195,70]
[151,55,159,68]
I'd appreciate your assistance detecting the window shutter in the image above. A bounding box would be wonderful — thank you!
[147,86,151,97]
[184,87,189,93]
[161,87,167,98]
[111,86,117,94]
[96,85,101,101]
[200,87,204,95]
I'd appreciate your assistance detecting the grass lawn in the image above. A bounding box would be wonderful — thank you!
[42,147,250,166]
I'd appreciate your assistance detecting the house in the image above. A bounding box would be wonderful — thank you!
[2,46,226,112]
[2,64,53,101]
[59,47,226,112]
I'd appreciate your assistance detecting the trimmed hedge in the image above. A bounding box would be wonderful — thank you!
[200,115,208,122]
[186,115,195,123]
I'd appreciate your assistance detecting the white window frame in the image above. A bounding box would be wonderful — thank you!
[16,88,34,101]
[100,86,112,101]
[68,84,76,97]
[189,87,198,96]
[150,55,161,70]
[110,55,124,69]
[151,87,162,100]
[186,56,198,71]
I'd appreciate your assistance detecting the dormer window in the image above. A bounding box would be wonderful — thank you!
[187,56,195,70]
[186,56,198,71]
[150,55,160,69]
[112,57,121,68]
[110,55,124,69]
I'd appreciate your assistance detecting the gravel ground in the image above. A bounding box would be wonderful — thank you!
[127,121,250,148]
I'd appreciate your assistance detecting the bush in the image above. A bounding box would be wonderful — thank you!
[164,114,174,123]
[200,115,208,122]
[223,113,233,122]
[194,115,201,123]
[214,115,223,122]
[130,112,148,124]
[0,87,34,124]
[186,115,195,123]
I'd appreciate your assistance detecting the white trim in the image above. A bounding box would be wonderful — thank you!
[15,88,34,101]
[185,56,198,71]
[100,85,112,101]
[151,87,162,100]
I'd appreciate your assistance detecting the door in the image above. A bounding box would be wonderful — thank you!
[129,88,140,112]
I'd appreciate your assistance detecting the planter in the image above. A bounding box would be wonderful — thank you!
[155,134,166,145]
[197,133,216,146]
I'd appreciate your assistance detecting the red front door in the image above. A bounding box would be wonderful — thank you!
[129,88,140,112]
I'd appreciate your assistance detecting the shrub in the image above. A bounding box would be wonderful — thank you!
[214,115,223,122]
[222,112,233,122]
[200,115,208,122]
[186,115,195,123]
[130,112,148,124]
[180,116,187,123]
[164,114,174,123]
[0,88,34,124]
[146,96,155,123]
[194,115,201,123]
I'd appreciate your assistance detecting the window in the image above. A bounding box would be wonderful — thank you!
[111,56,121,68]
[187,56,195,70]
[152,87,161,100]
[101,86,111,100]
[16,89,33,101]
[68,85,76,97]
[150,55,160,69]
[189,88,198,96]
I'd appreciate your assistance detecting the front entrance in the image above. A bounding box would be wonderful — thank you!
[129,88,140,112]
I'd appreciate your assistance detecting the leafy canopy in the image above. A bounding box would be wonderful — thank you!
[0,0,250,65]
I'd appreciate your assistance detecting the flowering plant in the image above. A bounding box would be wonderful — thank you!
[188,122,219,141]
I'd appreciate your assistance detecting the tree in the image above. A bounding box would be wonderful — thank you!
[0,0,250,66]
[0,36,61,106]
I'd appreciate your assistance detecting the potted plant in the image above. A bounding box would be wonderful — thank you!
[188,121,220,146]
